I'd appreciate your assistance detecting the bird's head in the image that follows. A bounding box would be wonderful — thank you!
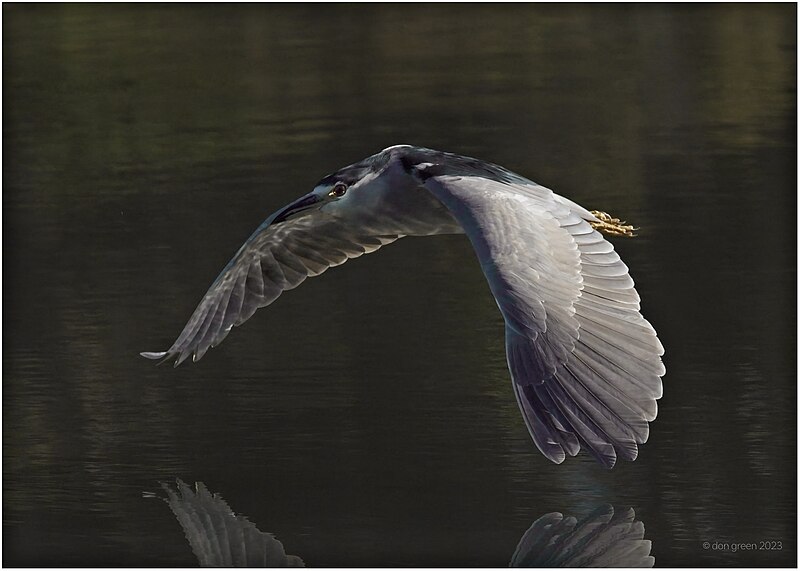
[269,175,365,225]
[271,147,411,224]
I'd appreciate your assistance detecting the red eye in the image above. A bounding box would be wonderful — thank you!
[330,183,347,197]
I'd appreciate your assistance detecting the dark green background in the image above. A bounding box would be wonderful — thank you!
[4,3,796,566]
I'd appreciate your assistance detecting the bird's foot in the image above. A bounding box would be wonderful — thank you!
[589,210,637,238]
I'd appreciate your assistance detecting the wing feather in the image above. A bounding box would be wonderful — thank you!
[142,207,399,365]
[419,172,664,467]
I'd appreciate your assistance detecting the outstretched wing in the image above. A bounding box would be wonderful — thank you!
[510,505,653,567]
[142,205,399,366]
[418,172,664,468]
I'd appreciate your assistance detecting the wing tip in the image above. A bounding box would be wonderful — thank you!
[140,348,206,367]
[140,350,181,367]
[551,453,566,465]
[140,351,167,360]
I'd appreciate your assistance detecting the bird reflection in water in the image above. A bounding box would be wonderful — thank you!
[510,505,654,568]
[159,480,653,567]
[161,480,303,567]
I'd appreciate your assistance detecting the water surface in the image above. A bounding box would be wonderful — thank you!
[4,4,796,566]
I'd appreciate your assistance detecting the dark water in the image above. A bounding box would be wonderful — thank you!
[4,4,796,567]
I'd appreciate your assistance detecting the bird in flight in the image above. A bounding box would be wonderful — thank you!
[143,145,665,468]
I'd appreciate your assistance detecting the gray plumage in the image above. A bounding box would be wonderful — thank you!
[143,145,665,468]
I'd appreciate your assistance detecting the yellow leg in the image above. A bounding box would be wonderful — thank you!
[589,210,637,238]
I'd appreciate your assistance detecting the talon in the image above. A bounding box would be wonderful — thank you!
[589,210,637,238]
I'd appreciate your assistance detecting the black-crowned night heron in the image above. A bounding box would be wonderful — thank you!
[143,146,665,468]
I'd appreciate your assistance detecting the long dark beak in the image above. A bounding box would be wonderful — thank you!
[272,193,323,225]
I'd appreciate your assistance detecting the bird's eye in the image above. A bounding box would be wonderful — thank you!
[329,183,347,198]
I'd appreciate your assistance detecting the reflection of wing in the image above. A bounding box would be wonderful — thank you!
[163,480,304,567]
[510,505,653,568]
[142,210,399,366]
[419,173,664,468]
